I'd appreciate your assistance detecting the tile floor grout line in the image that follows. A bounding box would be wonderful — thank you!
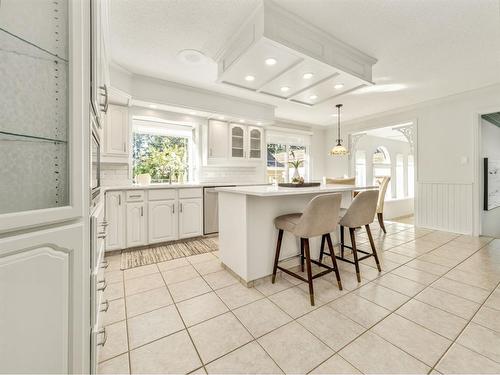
[121,270,133,374]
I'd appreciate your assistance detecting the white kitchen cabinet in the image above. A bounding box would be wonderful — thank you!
[148,200,178,243]
[105,191,124,251]
[126,202,147,248]
[230,124,246,159]
[207,120,229,160]
[103,104,129,159]
[179,198,203,239]
[248,126,264,160]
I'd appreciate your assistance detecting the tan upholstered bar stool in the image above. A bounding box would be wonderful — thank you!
[325,177,356,185]
[321,190,381,282]
[375,176,391,233]
[272,193,343,306]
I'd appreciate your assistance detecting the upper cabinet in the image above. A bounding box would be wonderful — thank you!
[206,120,264,165]
[102,104,129,162]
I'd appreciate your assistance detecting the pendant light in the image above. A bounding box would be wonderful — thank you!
[329,104,349,156]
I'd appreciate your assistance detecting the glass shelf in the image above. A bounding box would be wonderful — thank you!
[0,131,67,144]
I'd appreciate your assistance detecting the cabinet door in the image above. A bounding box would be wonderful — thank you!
[179,198,203,239]
[248,127,263,159]
[148,200,178,244]
[230,124,246,159]
[105,191,124,251]
[104,105,128,156]
[208,120,228,159]
[126,202,147,248]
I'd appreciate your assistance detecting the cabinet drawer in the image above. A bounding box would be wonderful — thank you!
[148,189,177,201]
[178,188,202,199]
[126,190,144,202]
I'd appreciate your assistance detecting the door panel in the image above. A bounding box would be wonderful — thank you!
[126,202,146,247]
[148,200,178,243]
[105,191,124,251]
[179,198,202,239]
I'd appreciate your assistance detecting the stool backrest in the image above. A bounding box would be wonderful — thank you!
[325,177,356,185]
[294,193,342,238]
[376,176,391,213]
[340,190,379,228]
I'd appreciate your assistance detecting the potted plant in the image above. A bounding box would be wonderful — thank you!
[289,159,304,184]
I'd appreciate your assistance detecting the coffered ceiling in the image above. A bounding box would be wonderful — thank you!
[109,0,500,125]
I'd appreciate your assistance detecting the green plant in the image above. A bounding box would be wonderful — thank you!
[288,159,304,169]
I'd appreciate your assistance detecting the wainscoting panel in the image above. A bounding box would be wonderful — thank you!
[417,182,473,234]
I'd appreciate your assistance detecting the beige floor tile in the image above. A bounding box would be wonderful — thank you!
[203,270,239,290]
[253,275,295,296]
[215,283,264,309]
[187,252,216,265]
[193,259,224,275]
[355,283,409,310]
[104,281,124,301]
[310,354,361,374]
[418,253,461,268]
[104,269,124,284]
[169,276,212,302]
[380,251,413,265]
[432,277,491,304]
[233,298,292,338]
[125,273,165,296]
[339,331,430,374]
[177,292,228,327]
[391,265,439,285]
[444,268,499,292]
[188,312,253,363]
[129,330,202,374]
[375,273,426,296]
[124,264,159,281]
[473,306,500,333]
[162,265,199,285]
[396,299,467,340]
[268,286,319,319]
[436,343,500,374]
[485,288,500,311]
[205,341,282,374]
[98,320,128,363]
[258,321,334,374]
[157,257,190,272]
[105,255,122,272]
[298,305,365,351]
[372,314,451,366]
[329,293,390,328]
[98,353,130,374]
[102,298,126,326]
[457,322,500,363]
[404,259,450,276]
[126,287,173,318]
[415,287,480,319]
[297,277,346,303]
[127,305,184,349]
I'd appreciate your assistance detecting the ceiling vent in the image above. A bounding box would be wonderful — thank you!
[216,0,377,107]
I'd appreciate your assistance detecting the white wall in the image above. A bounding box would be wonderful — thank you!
[481,118,500,237]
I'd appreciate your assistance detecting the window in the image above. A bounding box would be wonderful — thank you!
[408,154,414,197]
[132,119,193,183]
[396,154,404,198]
[355,150,366,186]
[266,143,308,183]
[373,146,391,199]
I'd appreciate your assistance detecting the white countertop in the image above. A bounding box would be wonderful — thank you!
[215,184,378,197]
[103,182,269,192]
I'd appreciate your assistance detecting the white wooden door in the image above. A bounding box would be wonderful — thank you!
[105,191,124,251]
[229,124,247,159]
[148,200,178,243]
[248,127,263,160]
[179,198,203,239]
[104,105,128,156]
[208,120,228,159]
[126,202,147,247]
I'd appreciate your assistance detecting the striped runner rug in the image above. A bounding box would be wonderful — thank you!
[120,236,218,269]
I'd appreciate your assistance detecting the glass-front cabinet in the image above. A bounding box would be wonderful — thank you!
[248,126,263,159]
[230,124,245,159]
[229,124,263,161]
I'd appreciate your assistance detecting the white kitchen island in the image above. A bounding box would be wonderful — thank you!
[216,184,378,284]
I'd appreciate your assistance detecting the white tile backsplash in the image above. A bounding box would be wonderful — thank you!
[199,166,266,184]
[101,163,131,187]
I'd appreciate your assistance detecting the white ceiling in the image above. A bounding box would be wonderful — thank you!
[109,0,500,126]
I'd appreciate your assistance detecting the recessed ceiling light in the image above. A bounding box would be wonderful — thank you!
[353,83,407,94]
[218,116,225,120]
[280,86,290,92]
[334,83,344,89]
[239,119,245,123]
[330,113,338,117]
[189,111,196,115]
[265,58,277,66]
[149,104,157,109]
[245,75,255,82]
[309,95,318,100]
[257,122,262,125]
[177,49,208,66]
[303,72,314,79]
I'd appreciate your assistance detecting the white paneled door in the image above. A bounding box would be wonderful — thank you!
[126,202,147,247]
[148,200,178,243]
[179,198,203,239]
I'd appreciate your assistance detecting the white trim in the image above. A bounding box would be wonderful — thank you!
[265,126,314,136]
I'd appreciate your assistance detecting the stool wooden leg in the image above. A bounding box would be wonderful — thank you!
[272,229,284,283]
[326,233,342,290]
[366,224,382,272]
[300,238,305,272]
[377,212,387,234]
[303,238,315,306]
[340,225,345,258]
[319,235,326,263]
[349,228,361,282]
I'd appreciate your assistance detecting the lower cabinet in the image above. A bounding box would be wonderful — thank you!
[148,199,178,243]
[179,198,203,239]
[126,202,147,248]
[105,191,124,251]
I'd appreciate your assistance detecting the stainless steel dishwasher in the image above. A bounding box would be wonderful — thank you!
[203,186,235,234]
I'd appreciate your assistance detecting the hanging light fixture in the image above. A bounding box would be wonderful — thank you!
[329,104,349,156]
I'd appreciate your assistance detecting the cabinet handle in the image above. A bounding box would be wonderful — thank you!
[100,221,109,227]
[98,231,107,239]
[172,204,175,214]
[129,194,141,198]
[180,203,183,213]
[100,300,109,313]
[97,279,107,292]
[118,195,121,205]
[123,143,126,152]
[97,327,107,347]
[100,260,109,269]
[99,84,109,114]
[209,148,212,157]
[141,206,144,216]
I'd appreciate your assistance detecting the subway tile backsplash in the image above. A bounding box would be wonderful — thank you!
[101,163,130,186]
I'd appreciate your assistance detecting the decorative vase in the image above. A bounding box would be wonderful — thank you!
[293,168,300,179]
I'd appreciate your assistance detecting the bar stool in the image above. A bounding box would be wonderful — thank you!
[272,193,343,306]
[320,190,381,282]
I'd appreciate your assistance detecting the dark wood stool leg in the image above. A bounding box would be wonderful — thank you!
[326,233,343,290]
[303,238,315,306]
[377,212,387,234]
[319,235,326,263]
[366,224,382,272]
[272,229,284,283]
[349,228,361,282]
[340,225,345,258]
[300,238,305,272]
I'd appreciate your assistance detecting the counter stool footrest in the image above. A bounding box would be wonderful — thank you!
[276,266,308,283]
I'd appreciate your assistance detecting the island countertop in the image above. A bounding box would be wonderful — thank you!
[215,184,378,197]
